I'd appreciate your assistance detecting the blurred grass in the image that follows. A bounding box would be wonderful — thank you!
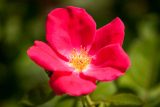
[0,0,160,107]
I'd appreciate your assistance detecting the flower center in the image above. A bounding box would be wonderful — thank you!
[69,47,91,72]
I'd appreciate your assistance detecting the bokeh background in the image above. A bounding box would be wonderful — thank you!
[0,0,160,107]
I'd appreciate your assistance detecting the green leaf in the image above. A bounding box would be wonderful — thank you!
[15,50,54,106]
[38,96,62,107]
[39,95,82,107]
[53,96,77,107]
[118,16,160,99]
[149,84,160,100]
[91,82,117,101]
[106,93,143,107]
[27,85,53,105]
[144,84,160,107]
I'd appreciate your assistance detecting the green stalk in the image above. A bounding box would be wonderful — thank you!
[85,95,95,107]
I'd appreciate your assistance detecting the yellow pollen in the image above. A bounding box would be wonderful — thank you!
[69,47,91,72]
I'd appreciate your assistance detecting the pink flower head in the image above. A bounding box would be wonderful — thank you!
[27,6,130,96]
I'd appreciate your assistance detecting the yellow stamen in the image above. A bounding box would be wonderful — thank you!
[69,47,91,72]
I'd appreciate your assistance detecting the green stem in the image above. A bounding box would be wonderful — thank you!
[80,96,87,107]
[85,95,95,107]
[98,102,105,107]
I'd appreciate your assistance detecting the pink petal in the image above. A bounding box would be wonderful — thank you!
[83,66,124,81]
[27,41,73,72]
[46,6,96,57]
[89,17,125,55]
[49,72,96,96]
[92,44,130,72]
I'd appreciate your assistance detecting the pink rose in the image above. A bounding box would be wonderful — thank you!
[27,6,130,96]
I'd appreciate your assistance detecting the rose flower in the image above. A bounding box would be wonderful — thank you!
[27,6,130,96]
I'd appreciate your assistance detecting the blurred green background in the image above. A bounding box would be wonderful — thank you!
[0,0,160,107]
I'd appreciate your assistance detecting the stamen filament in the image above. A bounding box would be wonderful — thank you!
[69,47,91,72]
